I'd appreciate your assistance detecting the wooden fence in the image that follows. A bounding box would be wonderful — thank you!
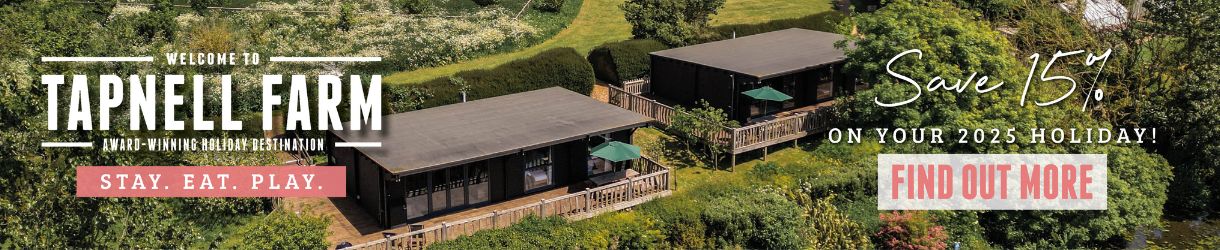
[606,83,835,155]
[344,158,672,250]
[621,78,651,94]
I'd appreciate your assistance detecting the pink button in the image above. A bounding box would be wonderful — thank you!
[76,166,346,197]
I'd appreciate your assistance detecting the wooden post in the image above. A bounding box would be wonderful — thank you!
[441,222,448,240]
[627,177,635,199]
[584,188,591,212]
[731,154,736,171]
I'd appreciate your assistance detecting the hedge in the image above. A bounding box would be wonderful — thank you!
[587,39,669,84]
[389,47,595,111]
[703,11,846,42]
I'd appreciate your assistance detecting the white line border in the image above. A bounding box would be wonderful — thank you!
[41,142,93,148]
[334,142,382,148]
[41,57,154,62]
[269,57,382,62]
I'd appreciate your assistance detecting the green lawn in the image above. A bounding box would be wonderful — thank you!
[383,0,836,85]
[633,127,814,194]
[711,0,836,26]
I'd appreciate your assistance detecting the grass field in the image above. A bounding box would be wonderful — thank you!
[632,127,815,194]
[383,0,836,85]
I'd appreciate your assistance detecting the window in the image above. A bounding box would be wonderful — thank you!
[448,167,466,207]
[468,163,489,204]
[430,170,449,211]
[523,147,553,191]
[815,68,834,100]
[403,174,429,219]
[780,76,797,109]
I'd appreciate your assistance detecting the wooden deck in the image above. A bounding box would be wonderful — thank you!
[332,157,673,250]
[607,80,837,155]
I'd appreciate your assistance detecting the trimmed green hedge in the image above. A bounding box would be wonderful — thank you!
[704,11,846,42]
[389,47,594,111]
[587,39,669,84]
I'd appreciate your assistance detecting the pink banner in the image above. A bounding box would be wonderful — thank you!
[76,166,346,197]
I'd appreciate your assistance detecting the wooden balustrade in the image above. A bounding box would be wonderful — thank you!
[345,159,673,250]
[621,78,651,94]
[606,84,836,155]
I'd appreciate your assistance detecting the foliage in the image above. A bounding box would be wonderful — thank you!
[1133,0,1220,217]
[838,1,1172,248]
[337,3,355,31]
[803,195,872,249]
[393,0,433,14]
[188,0,218,15]
[707,11,844,42]
[1141,0,1220,69]
[473,0,500,7]
[668,100,738,168]
[220,211,330,249]
[1154,67,1220,216]
[394,47,594,110]
[621,0,726,46]
[580,212,666,249]
[134,0,179,42]
[586,39,669,84]
[700,188,804,249]
[875,211,949,250]
[532,0,565,12]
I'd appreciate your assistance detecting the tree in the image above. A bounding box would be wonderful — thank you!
[134,0,179,41]
[621,0,725,46]
[668,100,738,168]
[1134,0,1220,217]
[1149,66,1220,217]
[838,1,1171,248]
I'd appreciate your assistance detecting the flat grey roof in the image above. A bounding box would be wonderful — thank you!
[331,87,653,175]
[650,28,849,79]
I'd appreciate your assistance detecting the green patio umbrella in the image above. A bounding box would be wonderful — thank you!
[741,86,793,102]
[589,141,641,162]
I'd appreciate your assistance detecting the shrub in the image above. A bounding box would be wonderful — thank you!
[428,216,585,249]
[587,39,669,84]
[874,211,948,250]
[804,195,872,249]
[392,0,432,14]
[391,47,594,110]
[472,0,499,6]
[220,211,329,249]
[579,212,666,249]
[532,0,564,12]
[700,189,804,249]
[639,196,711,248]
[706,11,845,42]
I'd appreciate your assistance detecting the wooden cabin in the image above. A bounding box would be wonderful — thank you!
[648,28,860,123]
[327,87,653,228]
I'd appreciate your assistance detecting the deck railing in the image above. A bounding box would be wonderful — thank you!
[606,83,835,155]
[621,78,651,94]
[344,157,673,250]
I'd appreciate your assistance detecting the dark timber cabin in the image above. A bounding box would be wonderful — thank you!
[327,87,654,228]
[648,28,861,123]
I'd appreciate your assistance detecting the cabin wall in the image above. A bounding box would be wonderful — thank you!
[650,56,698,104]
[341,127,646,227]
